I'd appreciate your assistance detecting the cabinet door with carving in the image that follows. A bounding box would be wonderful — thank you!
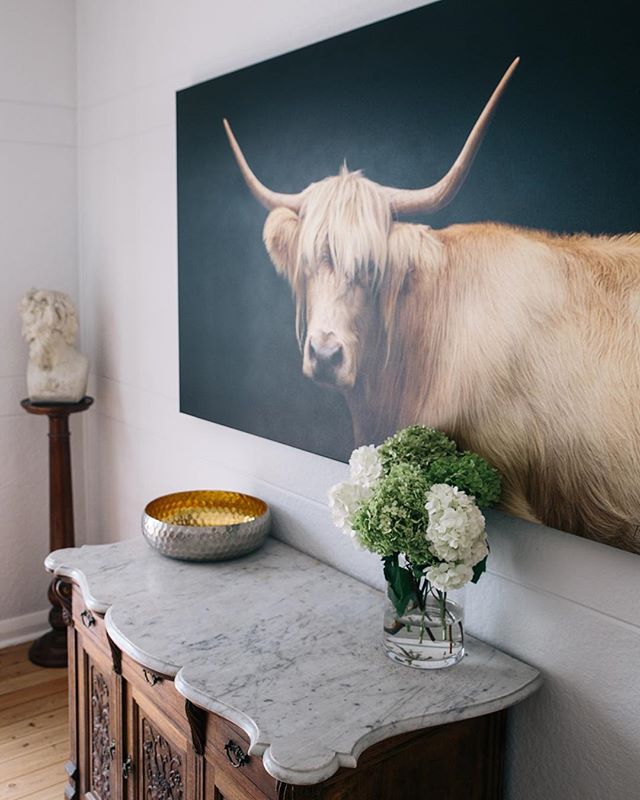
[126,684,198,800]
[77,633,122,800]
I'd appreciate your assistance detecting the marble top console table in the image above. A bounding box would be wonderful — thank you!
[46,537,541,799]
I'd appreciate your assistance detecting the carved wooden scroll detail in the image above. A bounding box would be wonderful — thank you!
[53,578,73,626]
[142,717,184,799]
[90,667,112,799]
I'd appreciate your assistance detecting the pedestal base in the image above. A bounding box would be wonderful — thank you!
[28,628,67,668]
[27,577,72,668]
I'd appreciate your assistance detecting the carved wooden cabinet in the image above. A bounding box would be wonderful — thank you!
[77,638,119,798]
[49,539,541,800]
[68,589,200,800]
[63,582,512,800]
[125,657,194,798]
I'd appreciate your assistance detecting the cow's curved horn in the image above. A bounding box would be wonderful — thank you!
[223,119,304,212]
[388,58,520,216]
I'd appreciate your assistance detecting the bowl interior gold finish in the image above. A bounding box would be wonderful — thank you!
[145,490,267,528]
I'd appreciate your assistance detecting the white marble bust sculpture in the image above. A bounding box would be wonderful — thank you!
[20,288,89,403]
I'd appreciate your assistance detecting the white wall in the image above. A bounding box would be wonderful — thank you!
[75,2,640,798]
[0,0,82,646]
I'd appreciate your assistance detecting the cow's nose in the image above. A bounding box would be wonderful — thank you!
[308,334,344,377]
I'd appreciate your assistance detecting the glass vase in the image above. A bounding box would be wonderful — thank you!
[383,593,464,669]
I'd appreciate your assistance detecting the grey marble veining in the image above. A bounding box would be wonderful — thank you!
[46,538,541,785]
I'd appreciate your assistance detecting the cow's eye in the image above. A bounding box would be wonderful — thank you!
[355,261,376,287]
[320,247,333,269]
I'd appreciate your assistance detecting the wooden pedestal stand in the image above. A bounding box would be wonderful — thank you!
[21,396,93,667]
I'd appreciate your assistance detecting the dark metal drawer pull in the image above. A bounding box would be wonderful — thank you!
[224,740,249,768]
[109,739,116,760]
[80,609,95,628]
[143,668,163,686]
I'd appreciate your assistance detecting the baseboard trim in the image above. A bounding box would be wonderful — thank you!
[0,608,50,649]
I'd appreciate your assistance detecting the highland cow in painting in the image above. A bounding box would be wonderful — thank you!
[223,60,640,555]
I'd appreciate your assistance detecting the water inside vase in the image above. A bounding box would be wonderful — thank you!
[383,596,464,669]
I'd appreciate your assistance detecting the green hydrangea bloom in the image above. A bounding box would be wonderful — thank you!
[423,452,501,507]
[379,425,456,472]
[352,464,434,565]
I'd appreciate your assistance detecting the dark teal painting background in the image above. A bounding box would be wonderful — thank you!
[177,0,639,462]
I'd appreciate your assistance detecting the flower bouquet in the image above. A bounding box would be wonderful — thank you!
[329,426,501,669]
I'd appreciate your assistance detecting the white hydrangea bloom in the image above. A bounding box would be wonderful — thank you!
[426,562,474,591]
[348,444,383,488]
[466,536,489,567]
[425,484,487,566]
[328,480,372,538]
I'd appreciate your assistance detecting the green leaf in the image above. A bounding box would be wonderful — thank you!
[471,556,488,584]
[383,556,416,616]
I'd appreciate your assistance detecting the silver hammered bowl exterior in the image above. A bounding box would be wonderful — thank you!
[142,502,271,562]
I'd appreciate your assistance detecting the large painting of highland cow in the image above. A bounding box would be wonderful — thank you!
[177,0,640,554]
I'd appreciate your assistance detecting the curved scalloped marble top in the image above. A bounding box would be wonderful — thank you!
[46,538,541,785]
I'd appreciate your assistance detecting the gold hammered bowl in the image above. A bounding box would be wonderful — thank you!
[142,490,270,561]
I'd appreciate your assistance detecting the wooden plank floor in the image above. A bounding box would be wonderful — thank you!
[0,642,68,800]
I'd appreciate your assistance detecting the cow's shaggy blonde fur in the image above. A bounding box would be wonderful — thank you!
[263,169,640,553]
[299,167,392,284]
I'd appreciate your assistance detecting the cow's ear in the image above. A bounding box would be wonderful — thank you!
[263,208,300,282]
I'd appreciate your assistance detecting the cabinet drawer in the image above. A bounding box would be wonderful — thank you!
[214,766,274,800]
[121,651,189,736]
[72,585,110,653]
[206,713,276,799]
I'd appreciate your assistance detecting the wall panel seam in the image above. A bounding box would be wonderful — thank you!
[0,137,75,149]
[488,568,640,632]
[89,403,336,498]
[0,97,75,111]
[89,408,330,510]
[78,121,172,150]
[91,372,177,404]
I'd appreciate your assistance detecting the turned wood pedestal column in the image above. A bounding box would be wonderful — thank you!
[21,396,93,668]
